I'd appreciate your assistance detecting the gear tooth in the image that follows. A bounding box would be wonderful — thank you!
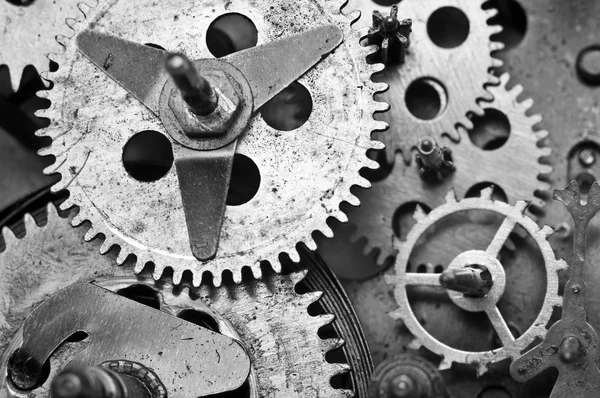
[304,291,325,307]
[389,308,403,321]
[556,259,569,271]
[539,164,553,175]
[445,189,458,203]
[475,362,489,377]
[539,225,555,238]
[528,114,543,126]
[1,225,18,247]
[288,248,301,263]
[521,98,534,110]
[289,270,309,286]
[480,186,494,200]
[171,268,183,285]
[84,227,97,242]
[99,240,112,254]
[530,196,547,210]
[317,314,336,328]
[498,72,510,87]
[346,193,360,207]
[232,269,243,284]
[485,8,499,18]
[412,205,427,222]
[407,338,421,350]
[23,213,38,229]
[489,41,504,52]
[71,212,86,226]
[305,237,318,251]
[514,200,529,214]
[336,212,349,223]
[538,147,552,158]
[536,129,549,140]
[491,57,504,68]
[212,272,223,288]
[251,264,263,280]
[438,358,452,371]
[116,249,129,265]
[271,260,283,273]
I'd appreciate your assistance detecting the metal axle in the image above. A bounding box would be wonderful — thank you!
[165,53,219,115]
[439,266,492,297]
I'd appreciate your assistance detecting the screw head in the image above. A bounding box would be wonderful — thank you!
[389,374,417,398]
[578,148,596,167]
[559,336,582,363]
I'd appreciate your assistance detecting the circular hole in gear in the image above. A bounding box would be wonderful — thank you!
[226,154,261,206]
[372,0,399,5]
[122,130,174,182]
[392,202,432,240]
[427,7,470,49]
[468,108,511,150]
[405,78,448,121]
[206,13,258,58]
[465,182,508,203]
[260,82,313,131]
[575,171,597,194]
[177,310,220,332]
[487,0,527,51]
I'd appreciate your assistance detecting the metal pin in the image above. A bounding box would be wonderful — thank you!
[165,53,219,116]
[415,136,455,182]
[51,367,151,398]
[440,266,492,297]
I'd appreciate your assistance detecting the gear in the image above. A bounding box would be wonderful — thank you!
[0,0,83,91]
[335,73,551,267]
[0,204,353,397]
[387,189,566,375]
[37,0,386,287]
[368,353,448,398]
[348,0,503,163]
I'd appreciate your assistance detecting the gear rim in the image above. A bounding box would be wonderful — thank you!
[389,189,566,375]
[36,0,388,287]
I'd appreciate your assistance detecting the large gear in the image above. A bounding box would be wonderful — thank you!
[347,0,503,163]
[37,0,387,287]
[0,0,82,90]
[0,204,353,397]
[334,73,551,267]
[387,189,567,376]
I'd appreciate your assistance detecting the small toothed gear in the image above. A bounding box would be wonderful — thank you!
[339,73,552,267]
[0,205,353,397]
[367,5,412,65]
[350,0,504,163]
[0,0,83,90]
[38,0,386,286]
[386,189,566,375]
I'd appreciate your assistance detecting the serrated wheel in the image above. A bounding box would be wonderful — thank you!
[388,189,566,376]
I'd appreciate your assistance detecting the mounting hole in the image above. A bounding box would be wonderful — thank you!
[427,7,470,49]
[468,108,511,150]
[488,0,527,50]
[416,264,428,273]
[116,284,161,310]
[122,130,174,182]
[392,202,431,240]
[405,78,448,121]
[226,154,261,206]
[66,331,90,343]
[260,82,313,131]
[434,264,444,273]
[576,45,600,86]
[178,310,220,332]
[575,171,596,194]
[465,182,508,203]
[206,13,258,58]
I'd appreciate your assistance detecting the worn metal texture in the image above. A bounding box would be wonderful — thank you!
[389,189,566,375]
[10,283,250,395]
[38,0,387,287]
[0,205,353,397]
[511,182,600,397]
[348,0,503,163]
[0,0,81,90]
[319,73,551,270]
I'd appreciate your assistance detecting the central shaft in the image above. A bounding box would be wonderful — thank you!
[165,53,219,115]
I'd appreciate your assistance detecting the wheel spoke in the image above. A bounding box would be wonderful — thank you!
[404,273,442,286]
[486,306,515,346]
[486,217,517,257]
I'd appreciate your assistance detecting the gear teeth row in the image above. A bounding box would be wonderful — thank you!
[384,190,567,375]
[35,0,387,288]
